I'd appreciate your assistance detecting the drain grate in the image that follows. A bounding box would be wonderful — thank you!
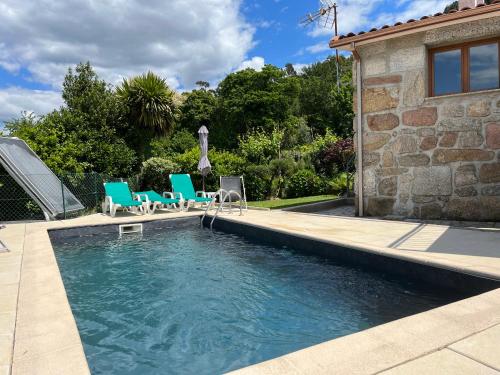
[119,223,143,237]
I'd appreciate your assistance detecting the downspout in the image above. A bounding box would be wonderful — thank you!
[352,42,364,216]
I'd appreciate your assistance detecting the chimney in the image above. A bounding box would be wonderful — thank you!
[458,0,485,10]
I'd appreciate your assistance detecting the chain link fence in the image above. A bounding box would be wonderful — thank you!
[0,172,139,222]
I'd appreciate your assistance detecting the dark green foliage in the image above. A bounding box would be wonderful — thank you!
[178,88,217,135]
[243,165,272,201]
[444,1,458,12]
[139,157,179,192]
[313,138,355,178]
[286,169,324,198]
[150,129,198,158]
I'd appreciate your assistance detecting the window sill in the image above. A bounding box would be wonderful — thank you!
[425,88,500,102]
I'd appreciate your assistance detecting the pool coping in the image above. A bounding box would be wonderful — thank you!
[1,211,499,374]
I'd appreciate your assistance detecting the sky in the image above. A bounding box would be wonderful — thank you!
[0,0,451,125]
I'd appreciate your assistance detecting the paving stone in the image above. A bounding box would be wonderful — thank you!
[402,107,438,127]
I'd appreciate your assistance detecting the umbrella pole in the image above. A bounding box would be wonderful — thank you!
[202,175,205,192]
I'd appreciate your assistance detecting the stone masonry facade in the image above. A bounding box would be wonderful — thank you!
[354,17,500,221]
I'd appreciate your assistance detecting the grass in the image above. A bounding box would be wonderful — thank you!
[248,195,338,210]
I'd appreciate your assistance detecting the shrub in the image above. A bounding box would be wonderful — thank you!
[313,137,354,177]
[150,129,198,158]
[139,157,179,192]
[285,169,324,198]
[244,165,272,201]
[239,129,283,164]
[325,172,352,195]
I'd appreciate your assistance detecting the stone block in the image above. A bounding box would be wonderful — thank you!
[399,154,430,167]
[390,135,418,154]
[481,184,500,196]
[439,132,458,147]
[420,203,443,219]
[432,149,495,164]
[362,87,399,113]
[363,133,391,151]
[420,136,438,151]
[480,196,500,221]
[402,107,438,126]
[437,118,482,132]
[454,165,477,187]
[467,101,491,117]
[389,47,425,72]
[417,128,435,137]
[455,186,478,197]
[363,75,401,86]
[363,55,386,76]
[378,176,397,196]
[382,151,394,167]
[376,168,409,176]
[446,198,481,220]
[412,196,436,204]
[485,123,500,149]
[363,152,381,167]
[366,197,395,216]
[412,166,452,196]
[440,104,464,118]
[479,163,500,183]
[402,70,425,107]
[367,113,399,131]
[457,131,484,148]
[363,169,377,196]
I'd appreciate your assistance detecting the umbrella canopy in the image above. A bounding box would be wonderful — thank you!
[197,126,211,177]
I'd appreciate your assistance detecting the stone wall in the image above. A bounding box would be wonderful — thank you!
[354,17,500,221]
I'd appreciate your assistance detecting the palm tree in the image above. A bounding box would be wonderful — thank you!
[117,71,177,137]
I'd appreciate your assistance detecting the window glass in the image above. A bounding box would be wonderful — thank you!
[470,43,499,91]
[434,49,462,96]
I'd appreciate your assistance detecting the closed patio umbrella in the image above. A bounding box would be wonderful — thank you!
[197,126,211,191]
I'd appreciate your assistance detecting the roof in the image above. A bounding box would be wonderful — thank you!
[330,1,500,50]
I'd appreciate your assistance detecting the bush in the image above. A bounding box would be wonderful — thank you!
[325,172,352,195]
[244,165,272,201]
[150,129,198,158]
[139,157,179,192]
[313,137,354,177]
[285,169,324,198]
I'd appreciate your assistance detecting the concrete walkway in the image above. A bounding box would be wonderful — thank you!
[0,209,499,374]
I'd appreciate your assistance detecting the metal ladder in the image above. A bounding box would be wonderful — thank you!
[0,224,8,252]
[201,190,243,230]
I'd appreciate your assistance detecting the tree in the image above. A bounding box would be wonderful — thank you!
[213,65,300,149]
[178,88,217,135]
[117,71,177,160]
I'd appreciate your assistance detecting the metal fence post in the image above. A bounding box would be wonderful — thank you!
[94,172,99,211]
[61,176,66,220]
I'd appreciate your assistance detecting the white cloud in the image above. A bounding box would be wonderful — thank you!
[292,64,309,74]
[236,56,265,71]
[0,87,63,123]
[0,0,256,90]
[306,42,331,54]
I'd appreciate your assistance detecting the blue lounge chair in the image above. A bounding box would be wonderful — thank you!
[103,182,144,217]
[168,174,213,210]
[133,190,180,214]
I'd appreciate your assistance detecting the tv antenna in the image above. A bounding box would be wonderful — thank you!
[300,1,341,88]
[300,0,337,29]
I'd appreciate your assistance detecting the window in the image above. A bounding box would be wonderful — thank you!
[429,38,500,97]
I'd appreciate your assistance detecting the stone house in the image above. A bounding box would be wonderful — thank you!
[330,0,500,221]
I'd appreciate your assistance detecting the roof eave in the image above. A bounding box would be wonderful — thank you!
[330,4,500,51]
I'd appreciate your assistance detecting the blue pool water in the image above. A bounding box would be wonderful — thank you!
[54,222,463,374]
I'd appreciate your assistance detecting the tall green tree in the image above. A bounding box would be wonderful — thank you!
[178,87,217,135]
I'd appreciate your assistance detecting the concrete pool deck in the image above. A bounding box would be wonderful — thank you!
[0,209,499,374]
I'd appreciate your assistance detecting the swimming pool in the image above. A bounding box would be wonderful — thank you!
[53,219,467,374]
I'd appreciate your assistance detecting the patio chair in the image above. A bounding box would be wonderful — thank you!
[219,176,247,211]
[133,190,180,214]
[103,182,145,217]
[168,174,213,210]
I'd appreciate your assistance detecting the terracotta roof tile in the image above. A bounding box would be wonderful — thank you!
[331,2,500,47]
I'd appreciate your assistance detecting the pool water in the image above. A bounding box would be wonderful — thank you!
[54,222,463,374]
